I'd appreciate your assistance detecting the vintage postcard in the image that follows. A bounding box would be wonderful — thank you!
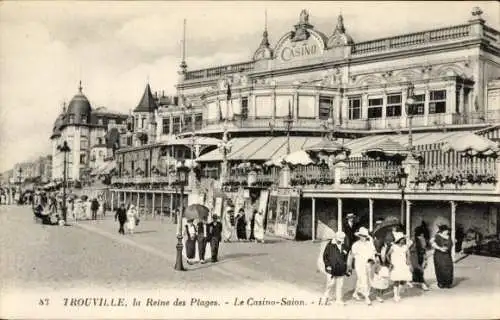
[0,1,499,319]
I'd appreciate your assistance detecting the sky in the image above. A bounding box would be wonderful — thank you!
[0,1,498,173]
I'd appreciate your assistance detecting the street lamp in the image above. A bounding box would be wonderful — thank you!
[284,100,294,155]
[174,160,190,271]
[57,141,71,223]
[397,167,408,227]
[218,128,232,186]
[405,83,416,157]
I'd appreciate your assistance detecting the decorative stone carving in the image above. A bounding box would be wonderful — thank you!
[291,9,313,42]
[327,14,354,48]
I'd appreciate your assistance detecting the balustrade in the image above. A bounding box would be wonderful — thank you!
[290,165,335,187]
[340,160,400,188]
[415,161,497,190]
[185,61,255,81]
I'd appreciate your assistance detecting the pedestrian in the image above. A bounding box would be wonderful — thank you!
[222,202,235,242]
[209,214,223,262]
[409,231,430,291]
[249,209,256,241]
[370,257,390,303]
[414,221,430,248]
[91,198,99,220]
[184,218,197,264]
[343,213,357,250]
[431,225,454,289]
[115,203,127,235]
[254,210,265,243]
[349,226,376,305]
[323,231,350,305]
[197,216,210,264]
[126,204,138,234]
[387,232,412,302]
[235,208,247,241]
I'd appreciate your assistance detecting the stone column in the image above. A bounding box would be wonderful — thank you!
[450,200,457,261]
[406,200,412,239]
[402,156,420,188]
[496,157,500,194]
[401,88,408,130]
[337,198,343,232]
[424,89,430,126]
[136,192,139,212]
[152,192,156,216]
[361,93,368,120]
[334,161,346,187]
[280,165,291,188]
[458,85,465,115]
[111,191,114,211]
[368,198,374,231]
[312,197,316,241]
[314,92,320,121]
[160,193,164,217]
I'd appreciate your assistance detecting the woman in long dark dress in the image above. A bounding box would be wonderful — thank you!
[235,208,247,241]
[183,218,197,264]
[431,225,454,288]
[410,232,429,290]
[249,210,256,241]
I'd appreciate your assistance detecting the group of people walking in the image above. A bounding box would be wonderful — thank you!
[114,203,140,235]
[223,205,265,243]
[184,215,223,264]
[320,213,455,305]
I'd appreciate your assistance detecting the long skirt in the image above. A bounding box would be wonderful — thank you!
[185,239,196,259]
[354,261,371,297]
[236,220,247,240]
[434,251,453,288]
[412,268,425,283]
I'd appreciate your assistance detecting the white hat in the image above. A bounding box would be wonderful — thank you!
[336,231,346,240]
[393,231,405,243]
[355,227,370,238]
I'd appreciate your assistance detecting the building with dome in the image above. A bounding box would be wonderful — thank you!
[50,83,128,183]
[111,8,500,245]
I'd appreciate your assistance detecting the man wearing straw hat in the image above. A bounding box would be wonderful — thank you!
[323,231,351,305]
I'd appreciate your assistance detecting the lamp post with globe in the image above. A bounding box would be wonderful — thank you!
[57,141,71,223]
[174,160,190,271]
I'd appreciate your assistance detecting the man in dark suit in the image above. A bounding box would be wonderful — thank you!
[197,217,211,264]
[323,231,351,305]
[342,213,357,250]
[114,203,127,235]
[209,215,223,262]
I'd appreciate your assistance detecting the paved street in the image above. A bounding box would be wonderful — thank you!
[1,205,499,319]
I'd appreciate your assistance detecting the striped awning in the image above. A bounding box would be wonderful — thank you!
[196,136,324,162]
[441,132,499,156]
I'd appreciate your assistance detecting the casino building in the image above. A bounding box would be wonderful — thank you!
[111,8,500,245]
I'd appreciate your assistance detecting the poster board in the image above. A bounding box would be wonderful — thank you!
[266,188,301,240]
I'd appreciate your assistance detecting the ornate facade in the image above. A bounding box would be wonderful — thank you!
[50,83,128,182]
[111,8,500,243]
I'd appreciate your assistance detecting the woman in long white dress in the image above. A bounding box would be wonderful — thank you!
[387,231,413,302]
[254,210,265,243]
[126,204,138,234]
[349,227,377,305]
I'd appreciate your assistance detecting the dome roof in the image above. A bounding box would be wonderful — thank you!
[66,82,92,125]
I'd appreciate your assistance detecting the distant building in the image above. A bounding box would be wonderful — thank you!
[50,82,128,182]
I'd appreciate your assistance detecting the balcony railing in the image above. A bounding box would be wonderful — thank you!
[353,24,471,56]
[290,165,335,188]
[184,61,255,81]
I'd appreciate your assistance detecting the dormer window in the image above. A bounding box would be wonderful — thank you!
[69,115,75,124]
[81,115,87,124]
[98,118,103,125]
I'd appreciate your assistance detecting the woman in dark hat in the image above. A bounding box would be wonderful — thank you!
[431,225,454,288]
[235,208,247,241]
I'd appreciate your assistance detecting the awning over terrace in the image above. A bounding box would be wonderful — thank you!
[345,131,498,158]
[196,136,324,162]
